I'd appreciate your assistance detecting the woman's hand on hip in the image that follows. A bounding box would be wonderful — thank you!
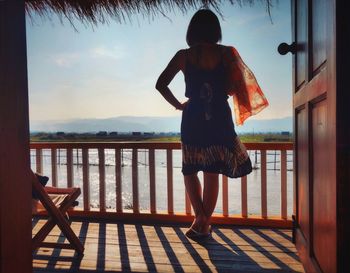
[176,100,189,111]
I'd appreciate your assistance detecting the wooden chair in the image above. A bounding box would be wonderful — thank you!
[32,173,84,255]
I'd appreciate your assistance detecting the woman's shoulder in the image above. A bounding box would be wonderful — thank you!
[168,49,187,71]
[216,45,239,66]
[174,49,187,57]
[218,44,238,55]
[172,49,187,64]
[218,44,233,50]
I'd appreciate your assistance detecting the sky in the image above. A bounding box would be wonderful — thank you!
[26,1,292,122]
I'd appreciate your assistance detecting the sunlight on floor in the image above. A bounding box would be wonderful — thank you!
[33,219,304,272]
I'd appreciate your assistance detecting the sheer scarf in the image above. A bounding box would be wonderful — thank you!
[224,46,269,125]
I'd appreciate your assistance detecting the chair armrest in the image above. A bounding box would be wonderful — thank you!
[45,186,80,195]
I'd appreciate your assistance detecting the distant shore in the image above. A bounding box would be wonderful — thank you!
[30,132,293,143]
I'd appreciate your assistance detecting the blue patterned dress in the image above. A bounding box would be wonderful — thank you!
[181,53,252,178]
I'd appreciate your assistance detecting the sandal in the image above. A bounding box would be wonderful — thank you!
[185,225,212,239]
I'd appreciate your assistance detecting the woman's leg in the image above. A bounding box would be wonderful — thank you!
[203,172,219,222]
[184,173,207,232]
[184,173,203,217]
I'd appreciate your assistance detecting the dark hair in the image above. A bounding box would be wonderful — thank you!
[186,9,222,47]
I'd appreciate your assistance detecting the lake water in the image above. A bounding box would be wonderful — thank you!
[31,149,294,217]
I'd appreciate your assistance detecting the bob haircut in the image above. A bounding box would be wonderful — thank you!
[186,9,222,47]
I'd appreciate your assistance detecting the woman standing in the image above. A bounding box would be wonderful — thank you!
[156,9,268,239]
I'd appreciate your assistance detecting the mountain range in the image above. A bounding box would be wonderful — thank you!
[30,116,292,133]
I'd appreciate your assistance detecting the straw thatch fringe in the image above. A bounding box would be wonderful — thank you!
[25,0,275,26]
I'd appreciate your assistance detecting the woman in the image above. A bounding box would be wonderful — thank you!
[156,9,268,239]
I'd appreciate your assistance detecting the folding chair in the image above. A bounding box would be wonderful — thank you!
[32,173,84,255]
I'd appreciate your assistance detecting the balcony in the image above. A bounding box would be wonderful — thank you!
[31,141,303,272]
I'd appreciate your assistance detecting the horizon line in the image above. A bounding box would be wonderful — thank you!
[30,115,293,122]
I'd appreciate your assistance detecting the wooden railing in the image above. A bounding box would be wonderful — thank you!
[30,142,293,228]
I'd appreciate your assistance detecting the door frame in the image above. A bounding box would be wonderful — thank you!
[0,1,32,272]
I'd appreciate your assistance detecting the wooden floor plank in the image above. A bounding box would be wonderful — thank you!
[33,224,296,249]
[33,219,304,273]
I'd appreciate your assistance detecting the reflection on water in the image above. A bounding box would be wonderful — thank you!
[31,149,293,216]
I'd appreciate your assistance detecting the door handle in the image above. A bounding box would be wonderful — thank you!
[278,42,297,55]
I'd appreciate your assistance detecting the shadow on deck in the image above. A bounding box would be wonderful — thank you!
[32,219,304,273]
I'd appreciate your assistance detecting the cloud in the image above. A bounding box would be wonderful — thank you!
[222,12,267,27]
[50,45,126,67]
[91,45,126,60]
[52,53,80,67]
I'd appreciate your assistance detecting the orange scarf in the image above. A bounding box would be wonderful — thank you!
[225,47,269,126]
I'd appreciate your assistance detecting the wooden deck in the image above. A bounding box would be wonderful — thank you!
[33,219,304,273]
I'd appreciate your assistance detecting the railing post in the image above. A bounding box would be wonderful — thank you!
[166,149,174,214]
[82,148,90,211]
[261,150,267,218]
[98,148,106,212]
[36,148,43,174]
[115,148,123,213]
[149,149,156,214]
[66,148,73,187]
[281,150,287,219]
[51,148,58,187]
[222,175,229,217]
[132,149,139,213]
[241,176,248,218]
[76,149,80,165]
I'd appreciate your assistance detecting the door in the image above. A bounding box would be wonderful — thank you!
[291,0,336,272]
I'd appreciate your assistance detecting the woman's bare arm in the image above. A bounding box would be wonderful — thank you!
[155,50,186,110]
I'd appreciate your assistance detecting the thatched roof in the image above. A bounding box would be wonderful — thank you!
[25,0,274,25]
